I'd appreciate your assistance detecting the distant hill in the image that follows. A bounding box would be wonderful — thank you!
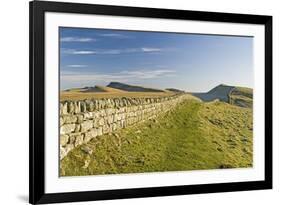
[62,83,252,108]
[60,82,176,101]
[192,84,235,102]
[107,82,165,92]
[192,84,253,108]
[81,86,126,93]
[165,88,185,93]
[81,86,105,92]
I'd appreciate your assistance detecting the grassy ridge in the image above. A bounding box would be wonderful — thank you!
[60,99,253,176]
[229,87,253,108]
[60,90,175,101]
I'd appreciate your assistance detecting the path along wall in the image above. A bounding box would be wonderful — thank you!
[59,94,189,159]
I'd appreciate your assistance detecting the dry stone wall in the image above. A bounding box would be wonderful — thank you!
[60,94,189,159]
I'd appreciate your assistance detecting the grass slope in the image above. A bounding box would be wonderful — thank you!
[229,87,253,108]
[60,99,253,176]
[60,90,175,101]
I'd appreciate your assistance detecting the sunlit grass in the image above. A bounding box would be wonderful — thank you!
[60,99,253,176]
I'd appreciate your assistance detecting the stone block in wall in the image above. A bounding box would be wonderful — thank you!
[60,124,76,135]
[76,114,84,123]
[119,99,124,107]
[85,100,94,111]
[74,134,84,147]
[119,107,125,113]
[116,121,122,129]
[65,144,74,156]
[97,127,103,136]
[60,135,69,146]
[113,114,118,122]
[60,144,75,160]
[121,120,126,128]
[103,116,108,124]
[62,115,77,124]
[98,118,105,126]
[74,101,81,114]
[60,103,63,115]
[83,112,94,120]
[120,113,126,120]
[100,109,106,117]
[61,102,68,115]
[93,119,99,128]
[105,99,113,108]
[101,100,106,109]
[80,101,87,112]
[60,146,67,160]
[84,128,98,143]
[68,102,75,114]
[96,100,102,109]
[67,133,83,146]
[105,108,114,115]
[107,115,114,124]
[74,124,81,133]
[113,98,119,108]
[93,111,100,119]
[117,114,122,121]
[60,117,64,126]
[126,100,131,106]
[68,133,76,144]
[80,120,93,132]
[94,100,100,110]
[92,100,97,110]
[108,124,113,133]
[96,100,101,109]
[112,123,117,131]
[103,124,110,134]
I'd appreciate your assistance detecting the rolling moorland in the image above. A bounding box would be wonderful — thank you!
[60,82,253,176]
[60,82,176,101]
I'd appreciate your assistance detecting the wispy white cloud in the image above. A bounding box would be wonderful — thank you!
[61,69,176,83]
[98,33,131,38]
[60,37,96,42]
[141,47,162,52]
[62,49,122,55]
[61,71,128,83]
[62,47,167,55]
[120,69,175,79]
[72,51,96,54]
[66,64,88,68]
[62,49,96,55]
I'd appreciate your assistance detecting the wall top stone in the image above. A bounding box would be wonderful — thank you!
[60,94,183,114]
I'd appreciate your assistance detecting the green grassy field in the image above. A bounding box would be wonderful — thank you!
[60,90,175,101]
[60,99,253,176]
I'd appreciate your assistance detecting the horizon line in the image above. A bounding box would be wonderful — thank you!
[60,81,253,92]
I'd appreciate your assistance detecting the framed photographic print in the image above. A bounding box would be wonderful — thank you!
[29,0,272,204]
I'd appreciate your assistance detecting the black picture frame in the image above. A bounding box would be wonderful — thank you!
[29,0,272,204]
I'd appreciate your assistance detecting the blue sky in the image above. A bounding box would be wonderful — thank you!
[60,27,253,92]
